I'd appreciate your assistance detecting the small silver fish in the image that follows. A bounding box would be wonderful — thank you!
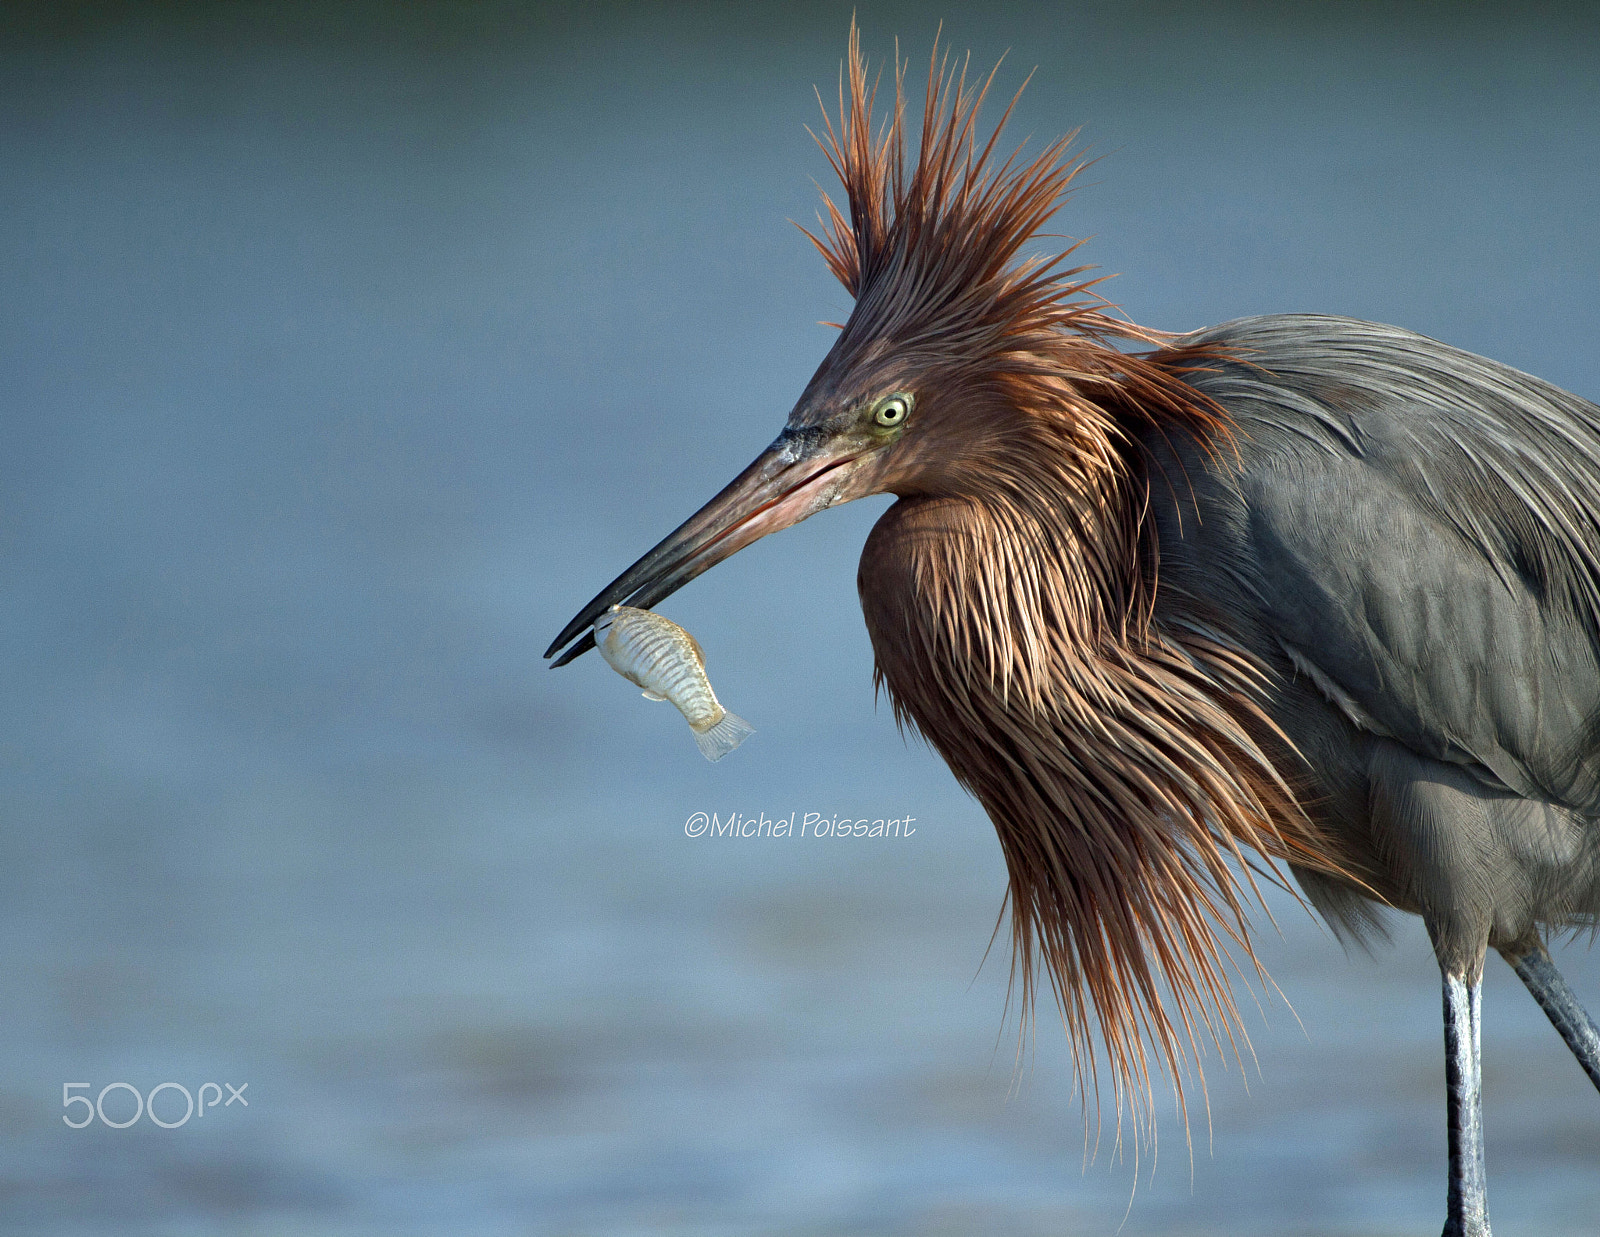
[593,605,755,761]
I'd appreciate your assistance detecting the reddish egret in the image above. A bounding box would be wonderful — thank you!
[548,28,1600,1236]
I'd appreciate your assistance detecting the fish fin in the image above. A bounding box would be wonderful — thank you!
[693,710,755,762]
[640,690,667,702]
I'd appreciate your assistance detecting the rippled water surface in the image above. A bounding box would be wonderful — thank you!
[3,4,1600,1233]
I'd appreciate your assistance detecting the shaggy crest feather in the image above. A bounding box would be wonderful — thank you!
[812,24,1357,1149]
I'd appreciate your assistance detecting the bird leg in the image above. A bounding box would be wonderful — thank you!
[1499,941,1600,1093]
[1440,966,1490,1236]
[1430,927,1491,1237]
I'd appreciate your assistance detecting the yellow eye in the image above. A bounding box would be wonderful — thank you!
[873,394,912,428]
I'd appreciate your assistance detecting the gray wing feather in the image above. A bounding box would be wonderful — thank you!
[1161,315,1600,813]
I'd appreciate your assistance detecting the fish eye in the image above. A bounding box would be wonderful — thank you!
[872,393,912,428]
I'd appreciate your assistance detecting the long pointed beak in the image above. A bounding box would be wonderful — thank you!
[545,429,861,667]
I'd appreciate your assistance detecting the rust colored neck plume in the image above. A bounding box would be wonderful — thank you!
[858,397,1337,1142]
[810,25,1349,1142]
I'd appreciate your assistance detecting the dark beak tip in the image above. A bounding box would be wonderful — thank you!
[547,630,596,667]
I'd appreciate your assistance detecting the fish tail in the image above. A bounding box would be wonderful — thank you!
[692,710,755,762]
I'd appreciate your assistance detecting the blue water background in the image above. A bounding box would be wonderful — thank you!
[2,4,1599,1233]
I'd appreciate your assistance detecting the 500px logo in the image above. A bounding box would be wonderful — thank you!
[62,1081,248,1129]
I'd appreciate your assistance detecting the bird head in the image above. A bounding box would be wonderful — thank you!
[546,24,1181,667]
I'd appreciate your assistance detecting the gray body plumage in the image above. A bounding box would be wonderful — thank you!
[1143,314,1600,970]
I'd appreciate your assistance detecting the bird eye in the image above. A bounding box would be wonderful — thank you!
[873,394,912,428]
